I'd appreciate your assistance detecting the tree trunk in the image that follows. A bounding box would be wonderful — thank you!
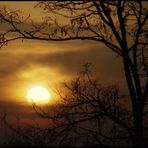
[122,56,144,147]
[132,104,144,148]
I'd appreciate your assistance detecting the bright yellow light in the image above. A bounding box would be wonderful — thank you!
[27,86,51,105]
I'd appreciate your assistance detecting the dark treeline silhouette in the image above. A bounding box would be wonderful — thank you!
[0,1,147,147]
[1,63,136,147]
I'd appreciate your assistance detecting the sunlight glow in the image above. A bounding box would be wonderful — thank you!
[27,86,51,105]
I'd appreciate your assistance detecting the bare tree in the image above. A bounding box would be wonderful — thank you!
[2,63,133,147]
[0,1,147,147]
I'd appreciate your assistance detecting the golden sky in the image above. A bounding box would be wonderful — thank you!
[0,2,132,144]
[0,2,125,109]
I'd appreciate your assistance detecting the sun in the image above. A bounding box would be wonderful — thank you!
[27,86,51,105]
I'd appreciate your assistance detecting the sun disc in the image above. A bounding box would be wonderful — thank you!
[27,86,51,105]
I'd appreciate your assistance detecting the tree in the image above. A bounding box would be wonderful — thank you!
[2,63,132,147]
[38,63,132,147]
[0,1,147,147]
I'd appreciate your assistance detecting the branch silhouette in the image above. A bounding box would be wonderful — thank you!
[0,1,147,147]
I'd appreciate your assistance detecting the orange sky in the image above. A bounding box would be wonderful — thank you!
[0,2,131,145]
[0,2,126,104]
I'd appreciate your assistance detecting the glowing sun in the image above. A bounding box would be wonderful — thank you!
[27,86,51,105]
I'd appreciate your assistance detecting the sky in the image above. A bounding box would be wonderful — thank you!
[0,1,127,144]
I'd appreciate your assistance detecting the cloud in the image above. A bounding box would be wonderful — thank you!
[0,39,126,104]
[35,46,123,78]
[0,41,123,81]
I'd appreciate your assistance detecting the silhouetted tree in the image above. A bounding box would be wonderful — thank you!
[2,63,132,147]
[33,63,133,147]
[0,1,147,147]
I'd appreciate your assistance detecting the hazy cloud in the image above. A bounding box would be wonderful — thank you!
[0,43,123,80]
